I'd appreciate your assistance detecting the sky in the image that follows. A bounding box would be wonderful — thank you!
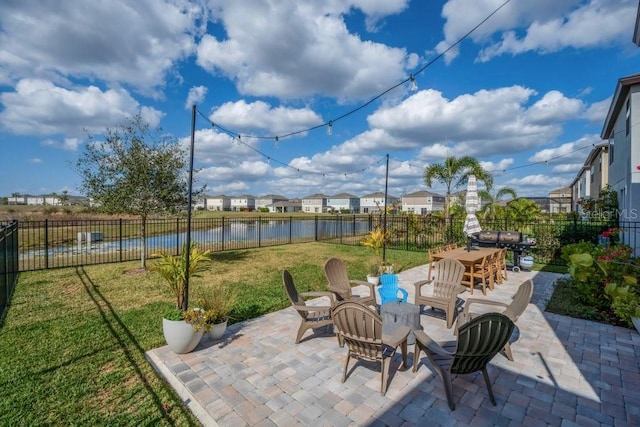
[1,0,639,200]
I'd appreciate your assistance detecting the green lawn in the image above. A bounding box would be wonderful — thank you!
[0,242,426,426]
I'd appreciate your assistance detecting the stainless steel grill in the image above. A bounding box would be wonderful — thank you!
[470,231,536,272]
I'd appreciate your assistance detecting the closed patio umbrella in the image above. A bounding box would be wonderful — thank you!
[463,175,481,247]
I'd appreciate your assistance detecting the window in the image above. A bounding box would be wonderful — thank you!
[609,139,614,164]
[626,99,630,136]
[590,165,594,183]
[599,156,601,172]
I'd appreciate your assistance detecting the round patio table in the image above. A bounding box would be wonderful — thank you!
[381,301,422,345]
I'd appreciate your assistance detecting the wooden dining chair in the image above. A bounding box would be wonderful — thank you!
[462,255,493,295]
[496,248,508,282]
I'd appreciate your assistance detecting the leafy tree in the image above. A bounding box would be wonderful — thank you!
[478,187,517,221]
[505,197,542,230]
[60,190,69,206]
[76,114,194,269]
[423,156,493,218]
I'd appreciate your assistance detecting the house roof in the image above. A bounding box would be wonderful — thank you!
[361,191,398,199]
[329,192,358,198]
[302,193,329,199]
[601,73,640,139]
[402,190,443,198]
[257,194,287,200]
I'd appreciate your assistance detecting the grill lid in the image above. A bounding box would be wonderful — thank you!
[498,231,522,243]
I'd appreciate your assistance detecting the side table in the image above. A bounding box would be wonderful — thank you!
[380,301,422,345]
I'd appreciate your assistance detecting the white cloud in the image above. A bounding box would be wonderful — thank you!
[41,137,82,151]
[29,158,42,164]
[196,1,418,101]
[504,173,569,188]
[584,97,611,124]
[367,86,574,158]
[436,0,635,64]
[185,86,208,110]
[528,134,600,163]
[552,163,582,173]
[0,79,162,135]
[476,0,636,62]
[525,90,584,124]
[210,100,323,136]
[0,0,206,96]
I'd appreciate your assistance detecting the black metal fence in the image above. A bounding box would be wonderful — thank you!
[1,221,19,321]
[12,214,635,272]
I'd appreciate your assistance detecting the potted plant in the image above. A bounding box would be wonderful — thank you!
[150,242,212,353]
[361,226,391,276]
[366,260,380,285]
[194,283,237,340]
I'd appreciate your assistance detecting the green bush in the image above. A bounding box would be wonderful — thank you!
[561,241,596,264]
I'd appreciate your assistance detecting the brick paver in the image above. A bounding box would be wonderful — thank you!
[146,265,640,426]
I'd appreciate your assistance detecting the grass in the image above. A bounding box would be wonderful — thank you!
[0,242,426,426]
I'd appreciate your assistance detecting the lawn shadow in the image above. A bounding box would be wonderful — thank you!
[75,266,199,426]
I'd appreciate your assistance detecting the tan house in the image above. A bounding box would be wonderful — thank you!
[570,142,609,212]
[401,190,445,214]
[301,193,328,213]
[359,192,399,214]
[205,195,231,211]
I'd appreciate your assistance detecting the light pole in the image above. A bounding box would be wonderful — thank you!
[182,104,196,310]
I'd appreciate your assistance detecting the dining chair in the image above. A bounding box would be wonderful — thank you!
[462,255,493,295]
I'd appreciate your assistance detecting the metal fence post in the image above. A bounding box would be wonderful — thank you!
[44,219,49,270]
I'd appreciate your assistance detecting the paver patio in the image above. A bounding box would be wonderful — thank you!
[146,264,640,426]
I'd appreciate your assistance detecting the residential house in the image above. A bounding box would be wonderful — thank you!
[301,193,328,213]
[359,192,399,214]
[205,195,231,211]
[7,195,26,205]
[570,142,609,213]
[547,187,572,214]
[401,190,445,214]
[230,195,256,212]
[326,193,360,213]
[255,194,287,211]
[268,199,302,213]
[601,73,640,248]
[526,188,572,214]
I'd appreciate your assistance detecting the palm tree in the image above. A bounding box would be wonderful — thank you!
[478,187,517,221]
[506,198,542,230]
[423,156,493,218]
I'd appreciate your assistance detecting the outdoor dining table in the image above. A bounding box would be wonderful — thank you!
[430,246,502,294]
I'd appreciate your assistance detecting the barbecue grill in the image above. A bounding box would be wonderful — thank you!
[470,231,536,272]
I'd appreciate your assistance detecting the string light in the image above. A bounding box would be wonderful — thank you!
[409,74,417,91]
[274,136,279,148]
[327,121,333,136]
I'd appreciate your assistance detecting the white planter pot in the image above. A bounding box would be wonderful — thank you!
[162,318,204,354]
[208,319,229,340]
[367,275,380,285]
[632,317,640,334]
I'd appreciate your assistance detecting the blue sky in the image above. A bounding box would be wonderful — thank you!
[1,0,639,200]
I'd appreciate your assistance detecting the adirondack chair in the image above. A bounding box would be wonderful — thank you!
[378,273,408,304]
[332,301,410,395]
[456,279,534,361]
[414,258,466,328]
[413,312,515,410]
